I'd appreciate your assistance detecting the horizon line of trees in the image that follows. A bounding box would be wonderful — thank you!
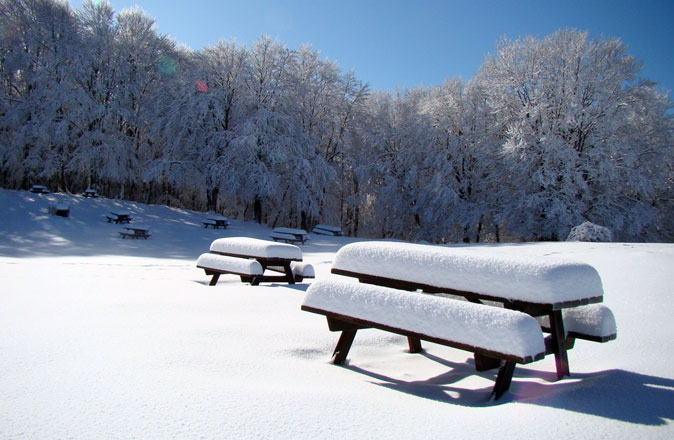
[1,0,673,242]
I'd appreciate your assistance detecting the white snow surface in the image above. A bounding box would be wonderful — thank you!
[1,189,674,439]
[210,236,303,260]
[303,279,545,359]
[333,241,604,304]
[196,253,264,275]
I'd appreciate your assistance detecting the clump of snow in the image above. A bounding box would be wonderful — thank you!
[304,278,546,360]
[566,221,613,242]
[333,241,604,304]
[210,237,303,260]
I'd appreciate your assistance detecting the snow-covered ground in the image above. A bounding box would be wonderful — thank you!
[1,188,673,439]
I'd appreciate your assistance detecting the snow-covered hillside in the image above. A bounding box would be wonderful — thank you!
[1,189,673,439]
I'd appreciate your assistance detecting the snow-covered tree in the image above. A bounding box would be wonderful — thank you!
[475,29,671,240]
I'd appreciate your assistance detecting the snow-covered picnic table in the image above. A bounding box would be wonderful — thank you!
[312,224,344,236]
[82,189,98,198]
[270,227,309,244]
[119,226,150,239]
[198,237,314,285]
[106,212,132,224]
[203,215,229,229]
[326,241,616,381]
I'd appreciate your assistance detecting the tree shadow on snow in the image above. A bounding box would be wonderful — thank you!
[343,351,674,424]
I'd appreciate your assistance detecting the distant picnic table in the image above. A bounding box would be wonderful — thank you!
[197,237,315,286]
[312,224,344,236]
[270,227,309,244]
[119,226,150,239]
[106,212,132,224]
[82,189,98,198]
[203,216,230,229]
[29,185,50,194]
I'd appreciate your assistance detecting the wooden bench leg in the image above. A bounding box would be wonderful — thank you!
[492,361,516,400]
[407,336,422,353]
[549,310,570,380]
[209,273,220,286]
[332,329,357,365]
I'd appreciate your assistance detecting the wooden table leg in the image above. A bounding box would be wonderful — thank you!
[549,310,570,379]
[282,261,295,284]
[407,336,422,353]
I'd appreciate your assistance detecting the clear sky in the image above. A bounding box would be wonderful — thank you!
[70,0,674,95]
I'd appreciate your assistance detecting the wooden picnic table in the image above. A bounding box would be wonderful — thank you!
[119,226,150,239]
[207,237,305,285]
[29,185,50,194]
[312,224,344,236]
[271,227,309,244]
[203,216,229,229]
[82,189,98,198]
[107,212,132,224]
[330,241,616,380]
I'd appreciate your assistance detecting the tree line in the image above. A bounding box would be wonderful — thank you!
[1,0,672,241]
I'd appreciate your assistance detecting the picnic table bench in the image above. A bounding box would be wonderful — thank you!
[197,237,315,286]
[106,212,132,224]
[312,224,344,236]
[203,216,230,229]
[327,241,617,381]
[302,278,546,400]
[119,226,151,239]
[270,227,309,244]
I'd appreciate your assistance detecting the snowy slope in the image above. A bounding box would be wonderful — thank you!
[1,189,673,439]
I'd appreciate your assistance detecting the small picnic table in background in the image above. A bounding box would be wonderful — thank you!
[119,226,150,239]
[29,185,50,194]
[107,212,132,224]
[270,227,309,244]
[203,216,230,229]
[312,224,344,236]
[82,189,98,198]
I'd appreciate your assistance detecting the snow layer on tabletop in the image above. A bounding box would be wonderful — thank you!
[332,241,604,304]
[210,237,303,260]
[303,278,546,359]
[196,253,263,275]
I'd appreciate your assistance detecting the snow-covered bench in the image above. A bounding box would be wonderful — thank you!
[199,237,314,285]
[302,278,547,400]
[197,253,264,286]
[312,224,344,236]
[330,241,617,380]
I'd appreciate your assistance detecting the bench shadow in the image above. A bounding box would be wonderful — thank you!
[342,351,674,424]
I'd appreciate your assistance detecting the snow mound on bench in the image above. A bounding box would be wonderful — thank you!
[210,237,302,260]
[563,304,617,337]
[332,241,604,305]
[303,279,546,360]
[196,253,263,275]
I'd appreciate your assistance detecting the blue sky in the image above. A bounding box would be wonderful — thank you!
[71,0,674,95]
